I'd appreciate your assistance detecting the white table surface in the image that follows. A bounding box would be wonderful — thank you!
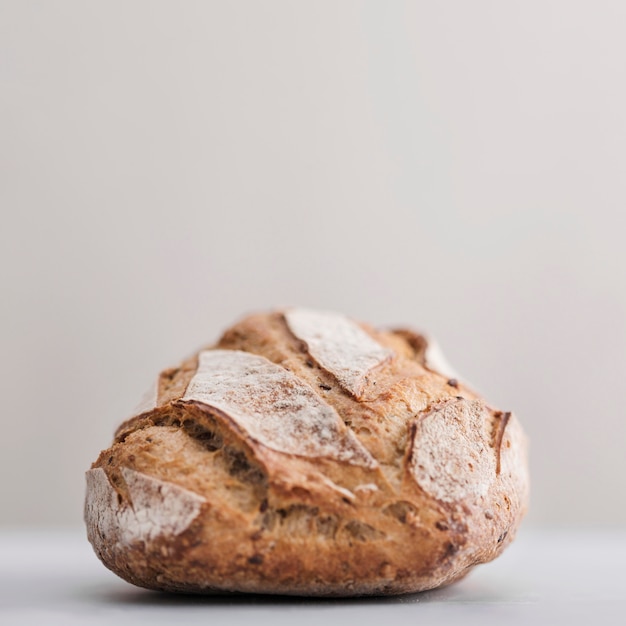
[0,529,623,625]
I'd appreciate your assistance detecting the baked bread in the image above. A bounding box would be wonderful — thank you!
[85,308,529,596]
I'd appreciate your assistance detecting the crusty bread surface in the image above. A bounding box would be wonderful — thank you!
[85,308,529,596]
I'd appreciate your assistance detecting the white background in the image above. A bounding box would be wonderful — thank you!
[1,1,625,528]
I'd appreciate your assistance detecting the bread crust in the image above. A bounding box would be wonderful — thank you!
[85,309,529,596]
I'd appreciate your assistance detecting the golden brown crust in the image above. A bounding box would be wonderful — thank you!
[85,308,529,596]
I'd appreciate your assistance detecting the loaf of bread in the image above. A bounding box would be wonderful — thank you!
[85,308,529,596]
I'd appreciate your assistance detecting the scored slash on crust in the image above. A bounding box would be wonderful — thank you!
[181,349,378,468]
[283,308,393,400]
[85,467,205,548]
[409,398,497,503]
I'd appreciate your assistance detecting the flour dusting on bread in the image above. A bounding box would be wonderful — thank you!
[284,308,393,399]
[85,467,205,548]
[182,349,377,468]
[410,398,496,503]
[423,337,460,381]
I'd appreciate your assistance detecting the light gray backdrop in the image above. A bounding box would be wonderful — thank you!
[1,0,624,528]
